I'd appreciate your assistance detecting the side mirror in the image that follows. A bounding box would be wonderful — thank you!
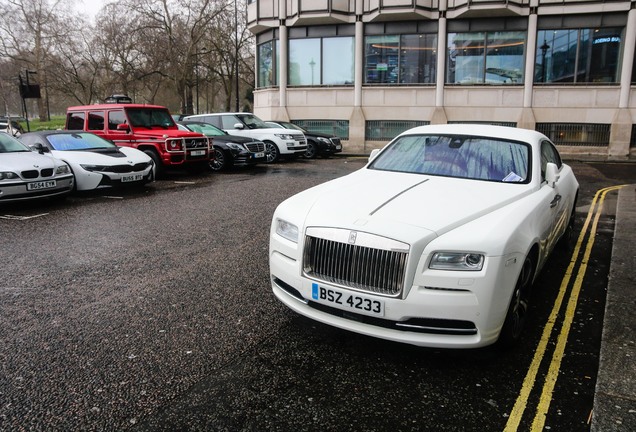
[116,123,130,132]
[31,143,50,154]
[233,123,244,130]
[545,162,560,188]
[369,148,381,162]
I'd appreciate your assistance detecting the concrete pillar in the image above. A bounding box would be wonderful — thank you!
[349,18,366,153]
[523,13,538,109]
[609,9,636,158]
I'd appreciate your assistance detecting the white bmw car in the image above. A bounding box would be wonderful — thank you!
[0,132,74,203]
[269,124,579,349]
[19,131,154,191]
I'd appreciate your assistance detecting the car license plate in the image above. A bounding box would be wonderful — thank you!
[121,174,143,182]
[27,180,56,190]
[254,152,265,158]
[191,150,206,156]
[336,144,342,150]
[311,283,384,317]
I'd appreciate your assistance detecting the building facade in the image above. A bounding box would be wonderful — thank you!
[248,0,636,158]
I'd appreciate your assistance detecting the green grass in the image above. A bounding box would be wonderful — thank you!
[23,116,66,131]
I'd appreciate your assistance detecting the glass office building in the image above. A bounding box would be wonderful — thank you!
[248,0,636,158]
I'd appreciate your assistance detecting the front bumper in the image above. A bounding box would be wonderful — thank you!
[270,243,517,349]
[0,176,74,202]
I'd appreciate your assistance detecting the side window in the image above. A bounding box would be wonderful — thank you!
[67,112,85,130]
[202,116,219,128]
[540,140,562,181]
[221,115,240,129]
[87,111,105,131]
[108,110,127,130]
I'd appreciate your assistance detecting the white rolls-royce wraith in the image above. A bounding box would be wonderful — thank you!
[269,124,579,348]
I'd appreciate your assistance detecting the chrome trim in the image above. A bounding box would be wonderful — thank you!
[395,322,477,335]
[303,228,409,298]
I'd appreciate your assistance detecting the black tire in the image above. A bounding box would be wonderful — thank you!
[144,150,164,178]
[304,141,317,159]
[209,148,228,171]
[265,141,280,163]
[499,254,535,347]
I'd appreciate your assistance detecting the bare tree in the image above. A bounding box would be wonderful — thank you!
[115,0,227,113]
[0,0,82,120]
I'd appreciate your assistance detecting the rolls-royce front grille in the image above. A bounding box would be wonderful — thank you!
[303,228,409,297]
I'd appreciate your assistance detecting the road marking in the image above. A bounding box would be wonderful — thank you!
[174,181,196,185]
[531,185,625,430]
[504,185,626,431]
[0,213,49,220]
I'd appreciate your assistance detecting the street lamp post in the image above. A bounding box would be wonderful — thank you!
[194,48,207,114]
[234,0,240,111]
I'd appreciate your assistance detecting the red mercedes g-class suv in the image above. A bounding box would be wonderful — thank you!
[66,97,212,176]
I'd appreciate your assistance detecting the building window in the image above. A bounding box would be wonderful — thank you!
[366,120,430,141]
[447,31,526,84]
[536,123,610,147]
[630,124,636,148]
[365,34,437,84]
[323,38,354,85]
[257,40,278,88]
[535,28,623,83]
[289,37,354,86]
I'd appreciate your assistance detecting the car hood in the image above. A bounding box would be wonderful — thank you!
[304,131,335,139]
[298,169,533,239]
[51,147,150,164]
[252,128,304,136]
[214,134,259,145]
[0,151,57,171]
[129,129,205,139]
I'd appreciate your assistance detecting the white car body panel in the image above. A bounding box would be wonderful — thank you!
[50,146,153,191]
[0,142,74,202]
[269,124,579,348]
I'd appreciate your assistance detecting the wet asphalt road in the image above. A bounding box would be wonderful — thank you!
[1,157,634,431]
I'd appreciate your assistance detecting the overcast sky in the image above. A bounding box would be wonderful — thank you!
[79,0,107,22]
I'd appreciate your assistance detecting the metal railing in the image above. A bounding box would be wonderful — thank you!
[536,123,610,147]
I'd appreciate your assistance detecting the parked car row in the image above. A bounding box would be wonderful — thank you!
[0,130,154,204]
[1,97,346,205]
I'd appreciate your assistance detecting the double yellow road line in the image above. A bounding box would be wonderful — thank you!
[504,184,626,432]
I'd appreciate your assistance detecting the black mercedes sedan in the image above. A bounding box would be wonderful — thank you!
[177,121,266,171]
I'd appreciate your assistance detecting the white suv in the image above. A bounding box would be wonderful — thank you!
[184,113,306,163]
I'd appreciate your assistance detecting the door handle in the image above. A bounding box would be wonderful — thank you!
[550,194,562,208]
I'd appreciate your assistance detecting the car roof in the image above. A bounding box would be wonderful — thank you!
[67,104,169,110]
[400,124,545,143]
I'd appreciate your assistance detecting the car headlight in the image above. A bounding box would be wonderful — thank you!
[79,164,107,172]
[274,133,294,140]
[317,137,330,143]
[55,165,70,175]
[429,252,484,271]
[0,171,19,180]
[275,218,299,243]
[226,143,245,151]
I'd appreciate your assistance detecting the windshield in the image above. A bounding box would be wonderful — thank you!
[236,114,270,129]
[126,108,176,128]
[0,133,30,153]
[369,134,530,183]
[47,133,116,151]
[184,123,226,136]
